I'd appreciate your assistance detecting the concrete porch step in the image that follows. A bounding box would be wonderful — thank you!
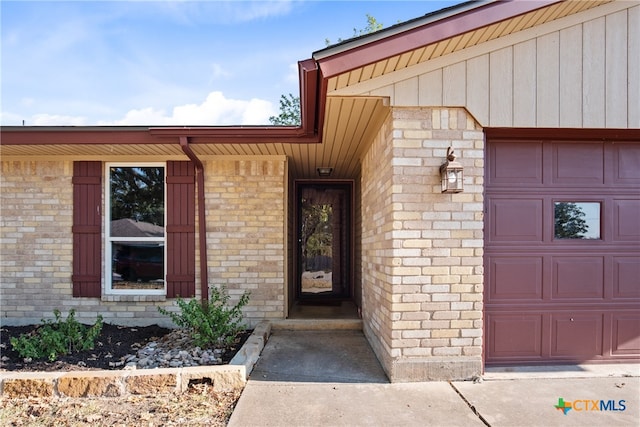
[270,318,363,330]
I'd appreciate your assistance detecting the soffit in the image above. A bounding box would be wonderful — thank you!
[326,0,612,93]
[189,97,389,179]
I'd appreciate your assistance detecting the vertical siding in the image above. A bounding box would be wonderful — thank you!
[442,62,466,106]
[418,69,443,106]
[366,4,637,129]
[629,6,640,127]
[394,77,418,105]
[583,17,606,126]
[489,47,513,126]
[560,25,583,127]
[466,55,489,125]
[536,32,560,127]
[605,10,628,127]
[513,40,537,127]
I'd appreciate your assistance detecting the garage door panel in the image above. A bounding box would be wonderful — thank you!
[491,199,543,241]
[552,256,604,299]
[613,257,640,298]
[612,313,640,355]
[489,141,543,185]
[552,143,604,185]
[614,143,640,183]
[614,199,640,240]
[489,256,543,300]
[488,313,543,358]
[551,313,603,357]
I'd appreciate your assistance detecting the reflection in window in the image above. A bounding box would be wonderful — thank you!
[554,202,600,239]
[107,165,165,292]
[300,189,334,294]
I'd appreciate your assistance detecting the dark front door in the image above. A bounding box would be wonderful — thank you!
[296,181,352,301]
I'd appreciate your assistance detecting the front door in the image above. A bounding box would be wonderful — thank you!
[295,181,352,301]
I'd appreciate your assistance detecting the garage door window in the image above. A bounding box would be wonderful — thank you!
[554,202,600,240]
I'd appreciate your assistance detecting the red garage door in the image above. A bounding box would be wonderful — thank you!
[484,129,640,365]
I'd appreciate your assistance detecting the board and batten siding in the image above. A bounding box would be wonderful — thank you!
[331,2,639,129]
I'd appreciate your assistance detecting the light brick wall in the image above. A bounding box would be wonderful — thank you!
[205,158,287,324]
[0,161,101,326]
[0,158,286,327]
[361,107,484,381]
[361,112,396,370]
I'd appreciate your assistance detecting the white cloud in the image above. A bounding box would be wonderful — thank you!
[101,91,277,126]
[30,114,88,126]
[0,112,25,126]
[1,92,277,127]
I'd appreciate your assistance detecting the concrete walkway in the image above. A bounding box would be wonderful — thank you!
[228,329,639,427]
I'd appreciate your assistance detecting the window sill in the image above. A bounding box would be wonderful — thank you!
[102,294,166,303]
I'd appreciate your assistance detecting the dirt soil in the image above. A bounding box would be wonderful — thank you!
[0,324,247,425]
[0,385,241,426]
[1,324,172,372]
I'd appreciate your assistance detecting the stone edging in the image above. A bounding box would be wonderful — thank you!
[0,321,271,399]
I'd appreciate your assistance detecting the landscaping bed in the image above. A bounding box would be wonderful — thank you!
[0,323,250,372]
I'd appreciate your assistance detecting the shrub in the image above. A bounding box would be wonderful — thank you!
[10,309,103,362]
[158,286,250,348]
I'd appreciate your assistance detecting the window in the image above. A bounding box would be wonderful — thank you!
[554,202,601,240]
[106,164,166,294]
[73,160,195,298]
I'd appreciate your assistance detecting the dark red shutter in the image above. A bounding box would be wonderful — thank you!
[166,161,196,298]
[72,161,102,297]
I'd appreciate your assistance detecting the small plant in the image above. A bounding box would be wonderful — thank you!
[10,309,103,362]
[158,286,250,348]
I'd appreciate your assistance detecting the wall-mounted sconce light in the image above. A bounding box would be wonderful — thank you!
[440,147,463,193]
[317,167,333,177]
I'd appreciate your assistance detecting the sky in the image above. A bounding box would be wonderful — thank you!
[1,0,462,126]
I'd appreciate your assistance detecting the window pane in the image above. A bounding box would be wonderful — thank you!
[300,200,333,295]
[110,167,164,237]
[554,202,601,239]
[111,242,164,289]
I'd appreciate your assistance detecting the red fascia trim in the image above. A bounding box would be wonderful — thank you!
[485,128,640,141]
[316,0,562,78]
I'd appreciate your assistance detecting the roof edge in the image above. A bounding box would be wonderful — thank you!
[314,0,563,78]
[313,0,486,60]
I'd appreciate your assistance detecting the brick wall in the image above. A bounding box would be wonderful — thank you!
[361,107,484,381]
[205,158,287,324]
[0,158,286,327]
[361,112,396,371]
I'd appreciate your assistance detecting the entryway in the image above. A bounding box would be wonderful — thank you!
[290,180,358,319]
